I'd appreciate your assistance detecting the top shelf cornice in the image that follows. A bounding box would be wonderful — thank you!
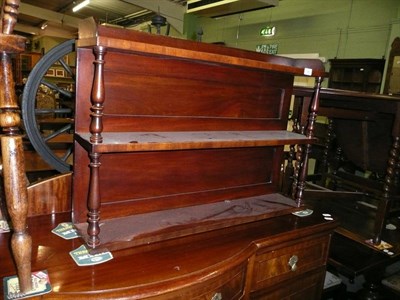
[77,18,327,78]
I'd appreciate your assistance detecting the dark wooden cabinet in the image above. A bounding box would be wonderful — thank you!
[0,17,336,300]
[291,86,400,246]
[65,18,334,298]
[72,18,327,251]
[12,52,41,85]
[328,58,385,93]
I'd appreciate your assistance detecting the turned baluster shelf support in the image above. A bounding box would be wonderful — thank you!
[282,102,300,197]
[319,118,334,185]
[90,46,107,143]
[87,46,107,248]
[294,76,322,207]
[0,0,33,293]
[87,152,101,248]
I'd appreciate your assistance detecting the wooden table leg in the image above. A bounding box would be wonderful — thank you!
[0,0,33,293]
[2,136,32,292]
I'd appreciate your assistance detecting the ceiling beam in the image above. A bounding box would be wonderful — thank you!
[19,3,81,29]
[15,23,40,36]
[15,22,77,39]
[123,0,185,33]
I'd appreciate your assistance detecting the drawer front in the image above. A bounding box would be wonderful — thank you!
[147,261,247,300]
[192,265,246,300]
[251,235,330,291]
[250,268,326,299]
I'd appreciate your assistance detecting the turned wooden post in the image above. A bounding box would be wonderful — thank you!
[87,152,101,248]
[373,103,400,245]
[0,0,32,293]
[283,96,302,196]
[304,77,322,139]
[90,46,106,143]
[291,138,304,201]
[294,77,322,206]
[291,113,305,200]
[319,118,334,186]
[87,46,106,248]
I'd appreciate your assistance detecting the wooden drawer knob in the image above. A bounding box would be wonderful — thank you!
[288,255,298,271]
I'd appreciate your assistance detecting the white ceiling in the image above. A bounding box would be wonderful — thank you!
[15,0,187,38]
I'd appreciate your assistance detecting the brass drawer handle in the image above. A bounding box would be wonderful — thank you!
[288,255,298,271]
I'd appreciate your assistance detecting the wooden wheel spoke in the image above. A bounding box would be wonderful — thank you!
[40,79,73,99]
[61,146,73,162]
[35,108,72,114]
[43,124,72,142]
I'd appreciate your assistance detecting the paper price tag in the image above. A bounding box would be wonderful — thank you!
[0,219,10,233]
[304,68,312,76]
[365,239,393,250]
[3,270,52,299]
[51,222,79,240]
[292,208,313,217]
[70,244,113,266]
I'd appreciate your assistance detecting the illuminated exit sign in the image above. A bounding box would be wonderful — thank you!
[260,26,276,37]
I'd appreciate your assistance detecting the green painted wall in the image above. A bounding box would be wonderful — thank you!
[188,0,400,69]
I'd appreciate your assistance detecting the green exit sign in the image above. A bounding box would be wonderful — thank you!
[260,26,276,37]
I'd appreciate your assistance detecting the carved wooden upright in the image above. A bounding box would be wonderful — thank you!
[294,77,323,206]
[0,0,32,293]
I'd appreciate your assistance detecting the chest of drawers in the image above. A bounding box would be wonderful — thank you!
[0,212,336,299]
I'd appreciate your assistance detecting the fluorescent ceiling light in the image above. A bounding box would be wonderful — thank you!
[73,0,90,12]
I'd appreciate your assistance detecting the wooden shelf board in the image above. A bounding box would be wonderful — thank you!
[74,193,299,252]
[75,130,315,153]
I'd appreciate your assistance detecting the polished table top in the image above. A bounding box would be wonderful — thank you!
[0,211,336,298]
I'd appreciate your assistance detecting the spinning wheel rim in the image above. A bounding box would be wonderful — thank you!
[22,39,76,173]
